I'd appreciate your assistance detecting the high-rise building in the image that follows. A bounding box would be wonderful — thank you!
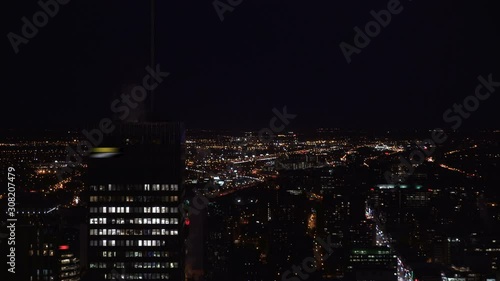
[346,247,398,281]
[86,122,185,280]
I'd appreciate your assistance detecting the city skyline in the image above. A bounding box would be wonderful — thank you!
[3,0,500,280]
[1,127,499,280]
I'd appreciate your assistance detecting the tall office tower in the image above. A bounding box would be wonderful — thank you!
[86,122,185,280]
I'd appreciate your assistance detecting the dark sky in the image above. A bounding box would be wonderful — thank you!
[4,0,500,131]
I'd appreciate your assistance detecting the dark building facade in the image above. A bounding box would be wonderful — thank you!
[86,122,185,280]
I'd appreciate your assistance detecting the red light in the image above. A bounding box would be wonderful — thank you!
[185,218,190,226]
[370,188,375,191]
[59,245,69,250]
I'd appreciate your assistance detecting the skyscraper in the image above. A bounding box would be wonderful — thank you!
[86,122,185,280]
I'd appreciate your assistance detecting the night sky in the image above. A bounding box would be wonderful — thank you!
[4,0,500,131]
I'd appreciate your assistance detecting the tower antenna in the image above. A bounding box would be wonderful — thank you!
[150,0,156,117]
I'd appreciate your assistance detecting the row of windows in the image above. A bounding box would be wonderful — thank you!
[90,229,176,236]
[90,184,179,192]
[104,273,170,280]
[97,262,178,269]
[102,251,117,257]
[30,243,53,249]
[61,258,79,265]
[349,258,394,262]
[29,250,54,256]
[60,269,79,278]
[90,207,129,214]
[100,251,172,258]
[133,262,178,269]
[60,265,79,272]
[89,207,179,214]
[125,251,171,258]
[90,239,178,247]
[90,196,179,203]
[32,269,53,275]
[90,218,179,225]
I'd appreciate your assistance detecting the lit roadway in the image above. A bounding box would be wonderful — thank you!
[231,155,277,164]
[206,182,258,197]
[186,168,263,182]
[186,167,266,198]
[366,204,413,281]
[229,149,311,165]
